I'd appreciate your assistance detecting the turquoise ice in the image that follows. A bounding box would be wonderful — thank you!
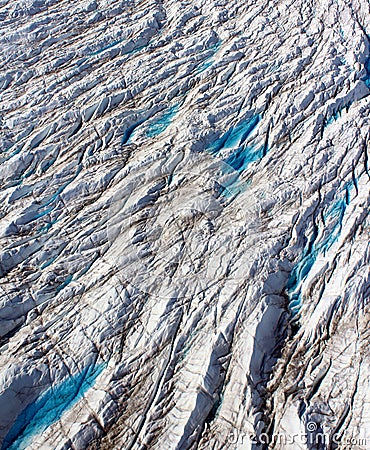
[288,181,354,314]
[208,115,261,156]
[2,363,105,450]
[146,104,179,137]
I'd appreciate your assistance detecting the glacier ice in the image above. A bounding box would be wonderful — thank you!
[0,0,369,449]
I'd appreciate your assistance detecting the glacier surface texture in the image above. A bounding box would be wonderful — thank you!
[0,0,370,449]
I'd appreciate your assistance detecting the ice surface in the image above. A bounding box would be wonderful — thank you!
[0,0,369,449]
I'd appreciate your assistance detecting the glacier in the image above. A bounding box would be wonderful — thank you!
[0,0,369,449]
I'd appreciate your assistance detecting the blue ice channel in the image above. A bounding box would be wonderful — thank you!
[196,59,214,74]
[287,181,354,314]
[320,180,354,253]
[324,101,352,128]
[223,144,265,173]
[286,224,319,314]
[365,58,370,88]
[195,40,222,74]
[121,118,147,145]
[208,115,261,157]
[90,39,124,56]
[324,109,341,127]
[1,363,105,450]
[206,115,263,196]
[146,104,179,138]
